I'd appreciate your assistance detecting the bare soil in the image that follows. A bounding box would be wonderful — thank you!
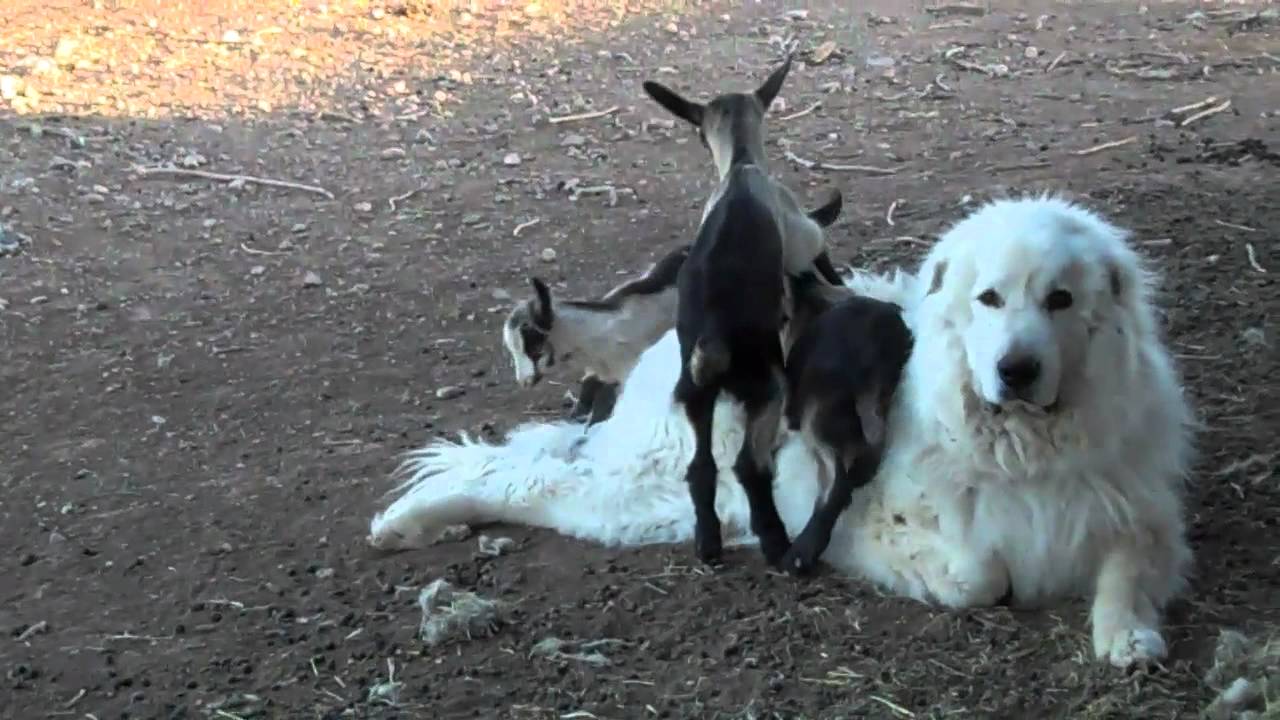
[2,1,1277,718]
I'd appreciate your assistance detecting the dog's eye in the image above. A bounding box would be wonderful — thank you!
[976,289,1004,308]
[1045,289,1074,312]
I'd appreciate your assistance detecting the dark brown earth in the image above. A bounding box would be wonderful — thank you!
[2,1,1278,718]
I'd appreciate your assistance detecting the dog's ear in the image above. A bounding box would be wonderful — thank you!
[925,259,948,296]
[643,81,704,127]
[755,53,793,109]
[529,276,554,324]
[807,188,843,227]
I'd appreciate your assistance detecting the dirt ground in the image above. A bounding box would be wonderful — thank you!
[1,0,1277,718]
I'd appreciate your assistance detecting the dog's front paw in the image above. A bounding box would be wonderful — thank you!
[1095,626,1167,669]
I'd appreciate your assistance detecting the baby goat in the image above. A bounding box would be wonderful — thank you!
[644,54,840,566]
[502,195,845,427]
[778,270,914,576]
[502,244,689,426]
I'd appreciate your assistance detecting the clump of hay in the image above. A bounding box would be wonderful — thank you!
[1203,629,1280,720]
[417,578,506,646]
[529,637,627,667]
[477,534,516,556]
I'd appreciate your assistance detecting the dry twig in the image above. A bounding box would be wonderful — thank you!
[1178,98,1231,127]
[780,142,900,176]
[780,101,822,121]
[886,200,900,226]
[389,185,428,211]
[1245,244,1267,274]
[548,106,619,124]
[132,165,335,199]
[513,218,541,237]
[1046,51,1068,72]
[240,242,289,256]
[1170,96,1218,115]
[1071,136,1138,156]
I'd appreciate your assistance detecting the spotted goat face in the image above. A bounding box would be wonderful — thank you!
[502,277,556,388]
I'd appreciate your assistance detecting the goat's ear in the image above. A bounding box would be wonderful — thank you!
[807,188,843,227]
[529,276,553,315]
[925,259,948,296]
[643,81,704,127]
[755,53,793,109]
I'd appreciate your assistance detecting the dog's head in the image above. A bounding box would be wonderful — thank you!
[502,277,557,388]
[920,196,1144,416]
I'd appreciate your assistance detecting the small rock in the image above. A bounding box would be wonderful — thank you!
[53,37,79,65]
[435,386,465,400]
[1024,46,1040,60]
[491,288,511,301]
[414,128,435,144]
[809,40,838,65]
[221,29,241,43]
[290,223,308,234]
[462,213,483,226]
[502,152,522,166]
[314,567,335,579]
[560,133,586,148]
[82,193,105,204]
[371,7,385,19]
[665,21,679,33]
[301,271,323,288]
[0,75,21,100]
[539,248,557,262]
[353,201,373,213]
[249,265,266,276]
[179,153,206,169]
[30,296,48,305]
[380,147,407,160]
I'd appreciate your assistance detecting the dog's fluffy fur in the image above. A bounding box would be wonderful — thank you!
[369,196,1195,668]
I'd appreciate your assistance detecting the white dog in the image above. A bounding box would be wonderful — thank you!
[368,196,1195,668]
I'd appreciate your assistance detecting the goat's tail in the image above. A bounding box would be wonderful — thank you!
[689,332,731,386]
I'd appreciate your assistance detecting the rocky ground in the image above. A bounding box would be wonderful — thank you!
[1,1,1277,718]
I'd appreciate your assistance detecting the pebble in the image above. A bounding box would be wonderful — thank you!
[301,271,323,288]
[560,133,586,148]
[249,265,266,276]
[291,223,308,234]
[380,147,407,160]
[502,152,522,166]
[221,30,241,43]
[82,192,105,204]
[539,248,557,262]
[462,213,483,226]
[434,386,465,400]
[353,201,373,213]
[1024,46,1040,60]
[0,75,21,100]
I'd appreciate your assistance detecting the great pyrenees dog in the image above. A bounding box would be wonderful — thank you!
[369,196,1194,668]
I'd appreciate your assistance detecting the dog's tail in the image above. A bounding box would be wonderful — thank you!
[689,330,731,386]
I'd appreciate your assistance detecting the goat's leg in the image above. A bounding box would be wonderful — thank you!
[586,382,620,427]
[732,369,792,566]
[569,375,602,422]
[783,445,881,576]
[812,251,844,286]
[677,378,723,564]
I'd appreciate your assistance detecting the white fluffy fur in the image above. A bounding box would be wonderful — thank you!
[370,196,1194,668]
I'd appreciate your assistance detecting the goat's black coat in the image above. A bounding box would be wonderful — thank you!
[778,271,915,576]
[672,163,794,566]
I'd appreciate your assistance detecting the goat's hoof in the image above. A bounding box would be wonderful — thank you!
[780,546,818,576]
[779,532,824,576]
[694,531,724,566]
[759,536,792,568]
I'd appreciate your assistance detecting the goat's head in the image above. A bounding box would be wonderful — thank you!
[642,54,793,178]
[502,277,557,388]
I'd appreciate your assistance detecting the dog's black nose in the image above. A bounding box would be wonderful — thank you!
[997,354,1040,390]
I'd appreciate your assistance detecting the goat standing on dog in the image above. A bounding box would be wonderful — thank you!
[643,54,840,567]
[502,192,845,427]
[778,271,913,575]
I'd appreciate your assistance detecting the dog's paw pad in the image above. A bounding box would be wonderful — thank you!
[1100,627,1167,669]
